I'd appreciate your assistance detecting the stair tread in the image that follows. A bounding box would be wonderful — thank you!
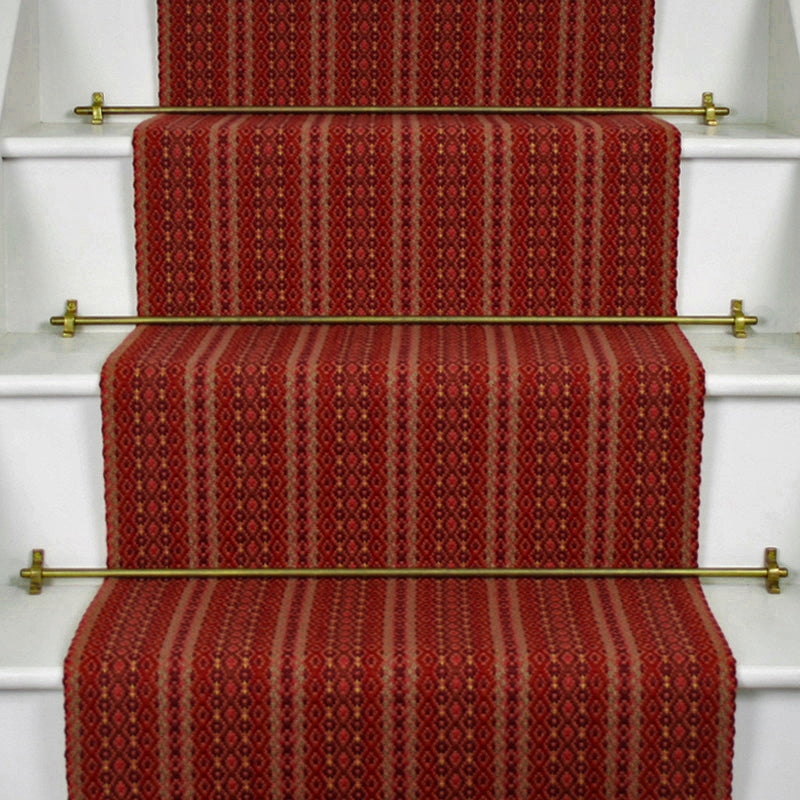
[3,122,800,159]
[2,330,800,397]
[0,563,796,690]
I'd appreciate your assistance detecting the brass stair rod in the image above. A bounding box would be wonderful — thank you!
[52,299,757,338]
[21,548,788,595]
[77,92,727,126]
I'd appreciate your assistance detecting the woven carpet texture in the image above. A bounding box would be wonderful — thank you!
[64,2,736,798]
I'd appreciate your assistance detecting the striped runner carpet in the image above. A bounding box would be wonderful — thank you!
[63,1,736,797]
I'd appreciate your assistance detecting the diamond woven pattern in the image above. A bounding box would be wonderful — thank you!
[158,0,656,107]
[64,1,737,798]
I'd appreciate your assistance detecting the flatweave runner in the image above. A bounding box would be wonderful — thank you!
[157,0,656,108]
[101,323,703,571]
[64,0,737,796]
[134,113,680,317]
[66,577,734,799]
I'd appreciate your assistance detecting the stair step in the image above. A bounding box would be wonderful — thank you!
[3,330,800,397]
[1,575,797,691]
[3,122,800,160]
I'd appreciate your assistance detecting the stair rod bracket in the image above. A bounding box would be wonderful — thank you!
[20,548,788,595]
[51,298,758,338]
[77,91,730,126]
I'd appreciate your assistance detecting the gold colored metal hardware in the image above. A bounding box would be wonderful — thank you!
[61,299,78,338]
[75,92,730,126]
[731,298,749,338]
[91,92,104,125]
[27,549,44,595]
[50,298,758,337]
[21,548,788,595]
[765,547,785,594]
[703,91,718,126]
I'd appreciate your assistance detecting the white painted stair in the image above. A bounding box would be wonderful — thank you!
[2,1,800,798]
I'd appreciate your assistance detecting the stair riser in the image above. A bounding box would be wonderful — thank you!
[3,156,798,333]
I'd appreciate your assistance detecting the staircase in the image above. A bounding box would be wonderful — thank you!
[1,0,800,797]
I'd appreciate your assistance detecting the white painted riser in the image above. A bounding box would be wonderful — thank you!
[3,152,800,334]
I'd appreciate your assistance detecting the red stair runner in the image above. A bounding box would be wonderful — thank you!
[157,0,656,108]
[67,577,733,799]
[64,1,736,797]
[101,323,703,571]
[134,114,680,317]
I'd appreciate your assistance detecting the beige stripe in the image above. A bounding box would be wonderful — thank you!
[484,326,500,564]
[309,1,321,105]
[283,326,314,564]
[575,326,602,564]
[174,580,216,799]
[268,580,298,799]
[385,326,404,565]
[684,580,736,796]
[182,328,222,564]
[586,581,622,796]
[487,2,504,105]
[205,581,245,797]
[501,326,520,564]
[486,580,508,795]
[606,580,644,794]
[381,579,398,794]
[478,115,495,312]
[157,581,202,798]
[203,326,239,566]
[290,580,317,798]
[506,580,533,790]
[583,118,607,314]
